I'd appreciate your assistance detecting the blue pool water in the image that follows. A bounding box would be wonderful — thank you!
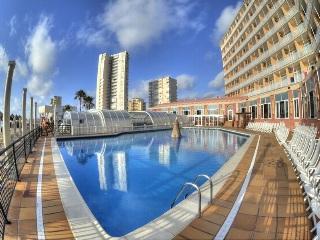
[57,128,247,236]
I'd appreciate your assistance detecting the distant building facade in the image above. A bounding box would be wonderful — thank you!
[128,98,146,111]
[50,96,62,107]
[96,51,129,111]
[149,76,177,108]
[39,96,77,120]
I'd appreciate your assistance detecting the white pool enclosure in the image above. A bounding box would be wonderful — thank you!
[58,110,191,136]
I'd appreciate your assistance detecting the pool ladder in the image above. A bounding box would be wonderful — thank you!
[170,174,213,218]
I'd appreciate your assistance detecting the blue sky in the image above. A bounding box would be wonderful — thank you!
[0,0,241,113]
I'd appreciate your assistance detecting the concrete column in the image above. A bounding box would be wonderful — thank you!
[13,118,17,136]
[22,88,27,135]
[3,61,16,147]
[19,117,22,136]
[34,101,37,128]
[53,104,57,128]
[30,97,33,131]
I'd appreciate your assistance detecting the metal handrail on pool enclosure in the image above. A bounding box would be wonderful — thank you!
[170,174,213,217]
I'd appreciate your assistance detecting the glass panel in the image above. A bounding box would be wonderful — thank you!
[293,90,299,98]
[275,92,288,101]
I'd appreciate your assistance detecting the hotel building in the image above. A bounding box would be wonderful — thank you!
[96,51,129,111]
[149,77,177,108]
[150,0,320,129]
[128,98,146,111]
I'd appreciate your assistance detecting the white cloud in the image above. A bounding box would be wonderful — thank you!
[16,58,28,78]
[129,80,149,100]
[0,45,9,73]
[27,75,53,97]
[78,0,204,49]
[212,1,242,42]
[10,96,21,114]
[77,25,108,48]
[0,98,3,112]
[176,74,195,91]
[25,16,57,98]
[209,71,225,89]
[26,16,56,75]
[9,15,17,37]
[0,45,28,79]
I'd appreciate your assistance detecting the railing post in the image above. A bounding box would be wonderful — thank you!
[23,135,27,163]
[29,133,32,154]
[12,143,20,181]
[0,202,10,224]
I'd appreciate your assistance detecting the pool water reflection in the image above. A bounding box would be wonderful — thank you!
[57,128,247,236]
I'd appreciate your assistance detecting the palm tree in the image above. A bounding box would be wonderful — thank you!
[63,104,72,112]
[83,96,95,110]
[74,90,86,112]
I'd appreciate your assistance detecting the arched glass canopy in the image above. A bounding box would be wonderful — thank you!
[61,110,190,135]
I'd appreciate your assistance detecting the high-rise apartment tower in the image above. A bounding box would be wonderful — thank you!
[96,51,129,110]
[149,76,177,108]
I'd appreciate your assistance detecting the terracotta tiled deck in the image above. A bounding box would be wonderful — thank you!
[175,132,312,240]
[4,130,313,240]
[4,137,74,240]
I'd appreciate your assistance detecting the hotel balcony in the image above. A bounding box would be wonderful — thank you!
[221,0,255,51]
[224,0,287,67]
[226,21,306,85]
[226,39,317,94]
[222,0,266,60]
[225,4,299,79]
[246,73,303,97]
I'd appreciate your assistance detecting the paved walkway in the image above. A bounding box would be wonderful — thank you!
[174,133,312,239]
[4,137,74,239]
[4,131,312,239]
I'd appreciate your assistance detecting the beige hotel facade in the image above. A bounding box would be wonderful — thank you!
[150,0,320,130]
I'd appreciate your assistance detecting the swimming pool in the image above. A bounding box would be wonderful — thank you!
[57,128,248,237]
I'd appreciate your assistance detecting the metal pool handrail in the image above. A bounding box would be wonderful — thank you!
[0,126,41,240]
[190,174,213,204]
[171,174,213,218]
[171,182,202,217]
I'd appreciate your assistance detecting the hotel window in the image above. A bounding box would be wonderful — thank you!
[261,97,271,119]
[195,106,204,115]
[293,90,299,119]
[249,101,258,119]
[228,109,233,121]
[309,91,316,118]
[208,105,219,115]
[239,102,246,113]
[306,78,318,119]
[183,108,190,116]
[275,92,289,119]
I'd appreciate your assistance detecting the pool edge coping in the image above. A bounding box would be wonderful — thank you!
[51,128,254,240]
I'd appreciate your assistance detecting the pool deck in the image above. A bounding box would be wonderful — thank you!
[4,137,74,239]
[4,129,313,239]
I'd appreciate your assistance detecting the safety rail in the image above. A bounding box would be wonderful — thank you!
[0,126,41,240]
[54,124,181,137]
[171,174,213,218]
